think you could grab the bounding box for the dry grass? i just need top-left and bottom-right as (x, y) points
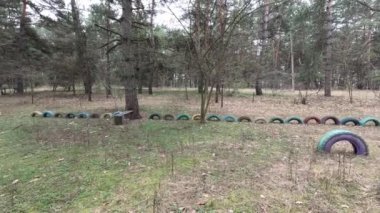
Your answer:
(1, 88), (380, 212)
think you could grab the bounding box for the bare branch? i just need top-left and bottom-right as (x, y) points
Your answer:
(356, 0), (380, 12)
(94, 24), (123, 37)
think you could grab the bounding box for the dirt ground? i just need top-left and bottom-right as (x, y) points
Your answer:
(0, 88), (379, 212)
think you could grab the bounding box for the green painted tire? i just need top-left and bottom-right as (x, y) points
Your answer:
(176, 114), (191, 120)
(317, 129), (352, 152)
(360, 116), (380, 127)
(340, 117), (360, 126)
(207, 114), (221, 122)
(223, 115), (237, 122)
(269, 117), (284, 124)
(149, 113), (161, 120)
(285, 116), (304, 124)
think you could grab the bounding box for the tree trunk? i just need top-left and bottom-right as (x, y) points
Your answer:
(324, 0), (333, 97)
(290, 32), (295, 91)
(148, 0), (156, 95)
(16, 0), (28, 94)
(121, 0), (141, 119)
(105, 0), (112, 98)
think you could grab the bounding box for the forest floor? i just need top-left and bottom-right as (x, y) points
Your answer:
(0, 88), (380, 212)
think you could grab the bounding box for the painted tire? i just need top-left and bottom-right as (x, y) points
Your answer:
(207, 114), (221, 122)
(90, 113), (100, 119)
(340, 117), (360, 126)
(238, 116), (252, 122)
(43, 111), (55, 118)
(54, 112), (65, 118)
(78, 112), (90, 119)
(360, 117), (380, 127)
(321, 116), (340, 125)
(31, 111), (43, 117)
(269, 117), (284, 124)
(176, 114), (191, 120)
(285, 116), (304, 124)
(149, 113), (161, 120)
(102, 113), (113, 119)
(163, 114), (175, 121)
(317, 129), (368, 155)
(224, 115), (237, 122)
(192, 114), (201, 121)
(65, 113), (76, 119)
(304, 116), (321, 124)
(254, 117), (267, 124)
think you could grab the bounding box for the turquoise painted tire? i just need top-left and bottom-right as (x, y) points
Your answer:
(224, 115), (237, 122)
(360, 117), (380, 127)
(317, 129), (368, 155)
(285, 116), (304, 124)
(269, 117), (284, 124)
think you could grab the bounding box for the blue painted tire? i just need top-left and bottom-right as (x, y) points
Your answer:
(223, 115), (237, 122)
(43, 111), (55, 118)
(78, 112), (90, 119)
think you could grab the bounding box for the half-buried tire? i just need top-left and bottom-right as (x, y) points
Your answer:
(360, 116), (380, 127)
(149, 113), (161, 120)
(254, 117), (267, 124)
(317, 129), (368, 156)
(78, 112), (90, 119)
(340, 117), (360, 126)
(285, 116), (304, 124)
(54, 112), (65, 118)
(223, 115), (237, 122)
(43, 111), (55, 118)
(31, 111), (43, 117)
(163, 114), (175, 121)
(269, 117), (284, 124)
(102, 113), (113, 119)
(192, 114), (201, 121)
(238, 116), (252, 122)
(207, 114), (221, 122)
(321, 116), (340, 125)
(304, 116), (321, 125)
(66, 112), (76, 119)
(176, 114), (191, 121)
(90, 113), (100, 119)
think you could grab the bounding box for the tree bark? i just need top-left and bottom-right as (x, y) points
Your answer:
(148, 0), (156, 95)
(16, 0), (28, 94)
(121, 0), (141, 119)
(290, 32), (295, 91)
(324, 0), (333, 97)
(105, 0), (112, 98)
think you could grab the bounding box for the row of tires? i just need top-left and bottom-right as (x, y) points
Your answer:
(31, 111), (119, 119)
(149, 113), (380, 127)
(318, 129), (368, 156)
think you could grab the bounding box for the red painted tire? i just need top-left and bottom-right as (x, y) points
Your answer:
(304, 116), (321, 124)
(321, 116), (340, 125)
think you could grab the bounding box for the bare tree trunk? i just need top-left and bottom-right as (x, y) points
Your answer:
(324, 0), (333, 97)
(105, 0), (112, 98)
(290, 32), (295, 91)
(148, 0), (156, 95)
(121, 0), (141, 119)
(16, 0), (28, 94)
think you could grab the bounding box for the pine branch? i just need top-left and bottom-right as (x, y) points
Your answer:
(94, 24), (123, 37)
